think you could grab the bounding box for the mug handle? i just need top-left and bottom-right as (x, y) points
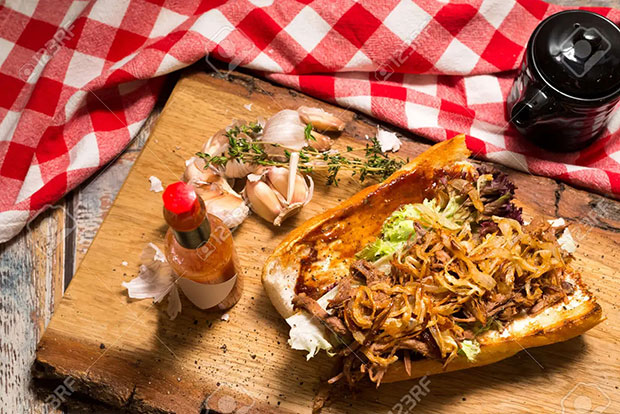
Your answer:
(511, 89), (554, 128)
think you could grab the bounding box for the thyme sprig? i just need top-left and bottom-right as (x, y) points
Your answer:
(197, 122), (406, 186)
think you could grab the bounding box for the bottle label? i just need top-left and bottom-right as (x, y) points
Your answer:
(178, 275), (237, 309)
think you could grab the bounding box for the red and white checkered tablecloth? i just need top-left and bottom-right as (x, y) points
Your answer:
(0, 0), (619, 243)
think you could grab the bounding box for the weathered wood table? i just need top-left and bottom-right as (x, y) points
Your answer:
(1, 1), (619, 412)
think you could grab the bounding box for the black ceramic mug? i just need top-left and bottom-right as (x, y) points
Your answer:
(507, 10), (620, 152)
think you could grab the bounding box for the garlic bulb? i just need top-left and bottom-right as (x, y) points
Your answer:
(261, 109), (307, 151)
(268, 167), (309, 205)
(297, 106), (345, 131)
(202, 126), (256, 178)
(243, 167), (313, 226)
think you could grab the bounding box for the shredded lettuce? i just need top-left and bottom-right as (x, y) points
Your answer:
(459, 339), (481, 361)
(356, 196), (470, 262)
(384, 218), (415, 242)
(382, 204), (420, 237)
(286, 287), (339, 360)
(356, 205), (418, 261)
(356, 238), (401, 261)
(286, 312), (334, 360)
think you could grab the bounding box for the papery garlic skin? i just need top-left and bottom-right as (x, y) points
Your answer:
(183, 157), (220, 185)
(122, 243), (181, 320)
(261, 109), (307, 151)
(223, 159), (255, 179)
(297, 106), (345, 131)
(202, 128), (229, 157)
(376, 127), (402, 153)
(149, 176), (164, 192)
(202, 126), (256, 178)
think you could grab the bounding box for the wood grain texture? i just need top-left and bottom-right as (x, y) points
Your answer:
(0, 205), (66, 414)
(32, 68), (620, 414)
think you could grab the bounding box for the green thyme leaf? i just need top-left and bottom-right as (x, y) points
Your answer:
(304, 123), (316, 141)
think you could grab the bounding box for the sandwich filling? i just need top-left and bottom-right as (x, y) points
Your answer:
(290, 164), (579, 386)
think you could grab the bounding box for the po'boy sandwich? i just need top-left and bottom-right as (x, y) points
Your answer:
(262, 135), (602, 386)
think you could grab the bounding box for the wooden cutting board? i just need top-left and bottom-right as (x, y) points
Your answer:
(34, 68), (620, 414)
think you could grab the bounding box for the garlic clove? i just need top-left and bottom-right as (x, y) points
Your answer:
(297, 106), (345, 131)
(266, 167), (289, 198)
(183, 157), (219, 184)
(244, 180), (283, 223)
(261, 109), (306, 151)
(194, 180), (250, 228)
(291, 174), (310, 204)
(309, 131), (333, 152)
(287, 152), (300, 204)
(194, 182), (224, 201)
(266, 167), (309, 205)
(203, 193), (249, 228)
(202, 128), (229, 156)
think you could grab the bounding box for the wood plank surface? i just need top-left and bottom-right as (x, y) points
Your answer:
(31, 68), (620, 414)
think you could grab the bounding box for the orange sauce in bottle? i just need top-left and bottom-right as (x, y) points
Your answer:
(163, 182), (242, 311)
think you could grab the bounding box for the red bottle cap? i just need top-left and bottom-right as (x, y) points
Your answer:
(163, 182), (207, 237)
(163, 182), (199, 215)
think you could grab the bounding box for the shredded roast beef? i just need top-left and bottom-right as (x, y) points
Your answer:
(293, 293), (349, 336)
(395, 331), (441, 359)
(350, 259), (391, 286)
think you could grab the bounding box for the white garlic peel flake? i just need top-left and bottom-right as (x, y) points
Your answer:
(548, 218), (577, 253)
(376, 127), (402, 153)
(149, 176), (164, 192)
(122, 243), (182, 320)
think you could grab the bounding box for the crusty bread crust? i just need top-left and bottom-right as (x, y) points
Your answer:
(261, 135), (603, 381)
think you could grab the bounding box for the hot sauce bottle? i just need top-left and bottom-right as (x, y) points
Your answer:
(162, 182), (243, 311)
